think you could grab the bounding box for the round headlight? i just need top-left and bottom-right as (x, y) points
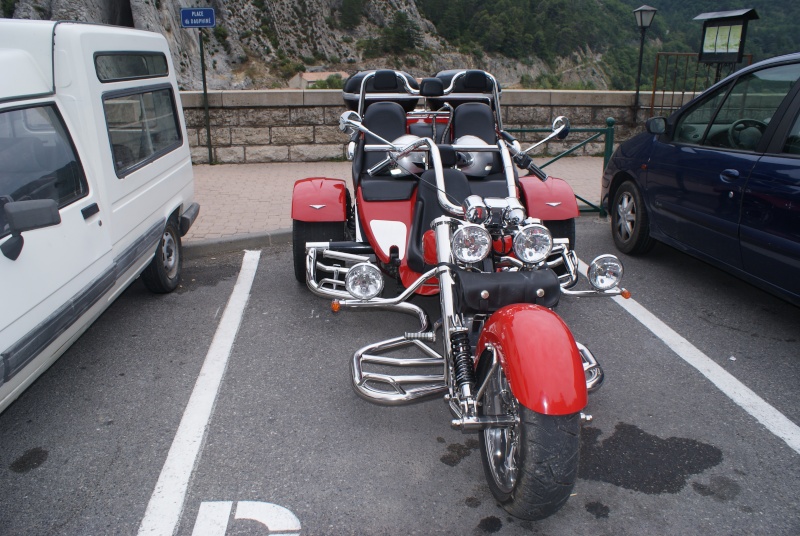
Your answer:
(345, 262), (384, 300)
(588, 254), (624, 290)
(513, 224), (552, 264)
(452, 224), (491, 264)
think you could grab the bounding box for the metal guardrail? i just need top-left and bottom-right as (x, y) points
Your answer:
(507, 117), (615, 216)
(649, 52), (752, 118)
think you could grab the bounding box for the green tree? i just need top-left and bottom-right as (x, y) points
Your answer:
(340, 0), (364, 30)
(2, 0), (16, 18)
(382, 12), (421, 54)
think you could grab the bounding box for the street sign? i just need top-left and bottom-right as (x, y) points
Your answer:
(179, 7), (217, 162)
(180, 7), (216, 28)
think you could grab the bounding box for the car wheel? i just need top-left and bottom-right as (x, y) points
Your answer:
(611, 180), (654, 254)
(142, 219), (182, 293)
(292, 220), (345, 284)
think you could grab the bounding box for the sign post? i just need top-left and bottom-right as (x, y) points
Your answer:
(181, 8), (216, 164)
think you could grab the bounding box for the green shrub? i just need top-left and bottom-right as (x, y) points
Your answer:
(308, 74), (345, 90)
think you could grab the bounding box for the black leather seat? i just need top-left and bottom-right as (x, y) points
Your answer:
(451, 102), (510, 198)
(355, 101), (417, 201)
(406, 168), (471, 274)
(452, 102), (497, 144)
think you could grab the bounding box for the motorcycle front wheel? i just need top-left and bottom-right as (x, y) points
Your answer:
(478, 361), (581, 520)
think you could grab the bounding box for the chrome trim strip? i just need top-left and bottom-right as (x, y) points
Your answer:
(114, 218), (164, 279)
(1, 219), (165, 385)
(2, 268), (115, 381)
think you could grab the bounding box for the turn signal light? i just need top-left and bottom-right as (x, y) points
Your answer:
(621, 289), (631, 299)
(331, 300), (341, 313)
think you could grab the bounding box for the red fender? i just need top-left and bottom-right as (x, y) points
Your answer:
(476, 304), (587, 415)
(291, 177), (347, 222)
(519, 175), (580, 220)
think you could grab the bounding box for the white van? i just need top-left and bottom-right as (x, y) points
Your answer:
(0, 20), (199, 413)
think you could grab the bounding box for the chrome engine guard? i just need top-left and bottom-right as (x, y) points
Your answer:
(305, 243), (605, 407)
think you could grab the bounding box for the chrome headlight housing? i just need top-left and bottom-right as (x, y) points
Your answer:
(503, 198), (526, 225)
(345, 262), (384, 300)
(588, 254), (624, 290)
(452, 224), (492, 264)
(462, 195), (491, 225)
(513, 224), (552, 264)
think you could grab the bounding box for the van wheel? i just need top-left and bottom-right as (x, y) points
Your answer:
(142, 220), (182, 293)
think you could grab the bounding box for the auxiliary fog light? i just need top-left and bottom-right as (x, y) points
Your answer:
(345, 262), (384, 300)
(452, 224), (492, 264)
(588, 254), (624, 291)
(513, 224), (552, 264)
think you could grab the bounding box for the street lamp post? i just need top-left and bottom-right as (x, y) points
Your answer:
(633, 5), (657, 116)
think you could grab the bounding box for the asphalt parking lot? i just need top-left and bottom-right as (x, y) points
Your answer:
(1, 216), (799, 535)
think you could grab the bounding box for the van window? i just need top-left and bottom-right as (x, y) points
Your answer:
(0, 105), (88, 238)
(103, 86), (182, 176)
(95, 53), (168, 82)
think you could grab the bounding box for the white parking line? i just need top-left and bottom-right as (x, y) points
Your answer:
(579, 260), (800, 455)
(138, 250), (262, 535)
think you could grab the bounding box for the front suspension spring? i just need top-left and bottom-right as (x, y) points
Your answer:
(451, 330), (476, 391)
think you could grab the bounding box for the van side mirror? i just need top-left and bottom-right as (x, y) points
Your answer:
(646, 117), (667, 135)
(1, 199), (61, 261)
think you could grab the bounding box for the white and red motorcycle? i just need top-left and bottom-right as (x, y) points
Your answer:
(291, 69), (628, 520)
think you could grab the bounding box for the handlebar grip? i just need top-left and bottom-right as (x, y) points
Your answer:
(500, 131), (517, 144)
(513, 153), (547, 181)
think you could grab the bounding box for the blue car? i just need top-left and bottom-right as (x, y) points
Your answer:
(601, 53), (800, 306)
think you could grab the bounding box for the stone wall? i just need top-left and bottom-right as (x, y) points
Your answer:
(181, 90), (688, 164)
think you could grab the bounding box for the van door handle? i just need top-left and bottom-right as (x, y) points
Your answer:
(720, 169), (740, 182)
(81, 203), (100, 219)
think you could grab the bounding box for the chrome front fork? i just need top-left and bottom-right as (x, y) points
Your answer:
(432, 217), (479, 421)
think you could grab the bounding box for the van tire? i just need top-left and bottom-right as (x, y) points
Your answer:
(142, 220), (182, 293)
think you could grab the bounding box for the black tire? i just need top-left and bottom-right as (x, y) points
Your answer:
(478, 361), (580, 520)
(544, 218), (576, 250)
(141, 220), (182, 294)
(611, 180), (655, 254)
(292, 220), (345, 284)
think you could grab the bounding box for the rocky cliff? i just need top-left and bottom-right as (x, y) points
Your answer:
(7, 0), (606, 90)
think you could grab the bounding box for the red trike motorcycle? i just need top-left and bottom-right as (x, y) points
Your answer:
(291, 69), (627, 520)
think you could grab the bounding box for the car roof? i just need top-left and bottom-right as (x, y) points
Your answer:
(723, 52), (800, 81)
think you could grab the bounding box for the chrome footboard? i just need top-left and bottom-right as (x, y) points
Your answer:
(351, 336), (448, 405)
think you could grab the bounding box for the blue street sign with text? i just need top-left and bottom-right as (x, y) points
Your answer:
(180, 8), (216, 28)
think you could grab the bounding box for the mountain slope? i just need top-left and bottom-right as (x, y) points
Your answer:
(3, 0), (798, 90)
